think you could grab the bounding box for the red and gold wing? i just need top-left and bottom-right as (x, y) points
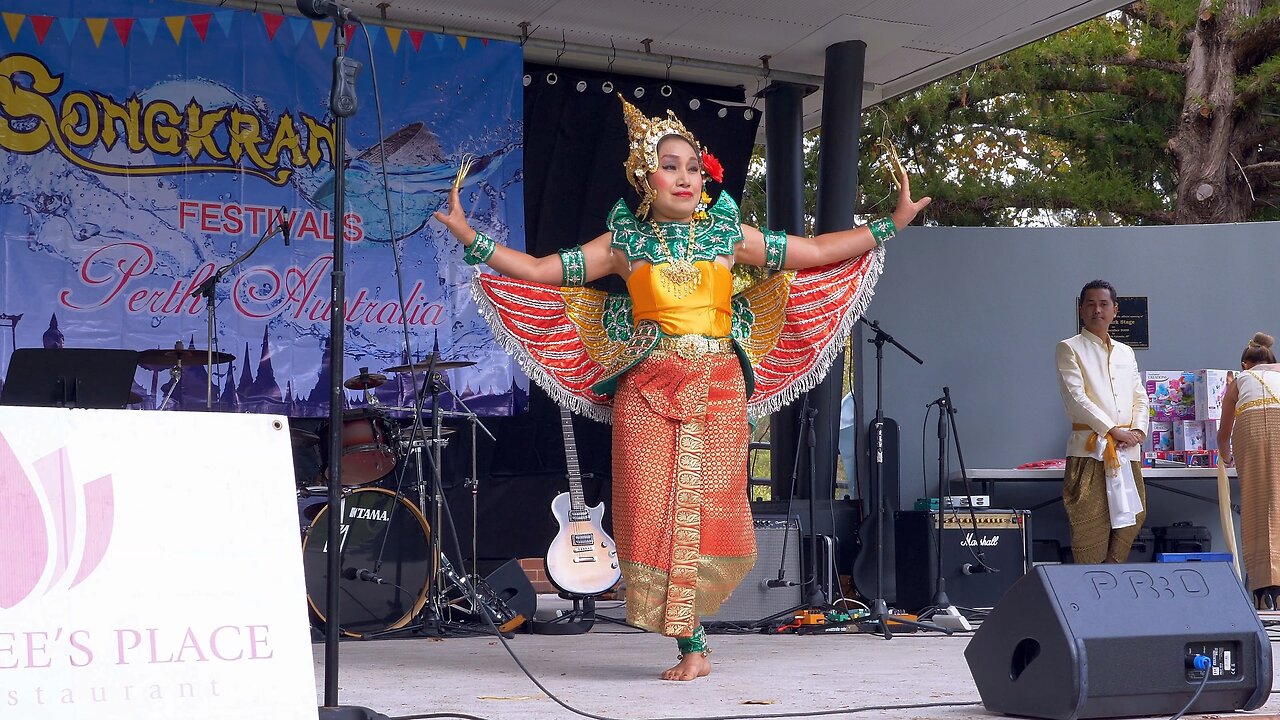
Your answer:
(740, 247), (885, 418)
(471, 273), (626, 422)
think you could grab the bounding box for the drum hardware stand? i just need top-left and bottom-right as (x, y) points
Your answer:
(157, 340), (188, 410)
(188, 205), (288, 409)
(855, 317), (948, 639)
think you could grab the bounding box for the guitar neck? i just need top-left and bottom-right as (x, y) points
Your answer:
(559, 407), (588, 521)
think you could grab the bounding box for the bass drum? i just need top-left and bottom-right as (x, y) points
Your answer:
(301, 488), (432, 638)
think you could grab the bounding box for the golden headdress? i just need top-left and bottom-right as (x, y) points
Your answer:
(619, 95), (702, 218)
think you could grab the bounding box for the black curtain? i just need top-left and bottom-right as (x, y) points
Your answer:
(434, 65), (761, 565)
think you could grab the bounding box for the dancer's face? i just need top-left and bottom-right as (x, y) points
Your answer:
(1079, 288), (1118, 338)
(647, 136), (702, 223)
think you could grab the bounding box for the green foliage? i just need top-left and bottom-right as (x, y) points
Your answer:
(741, 0), (1280, 226)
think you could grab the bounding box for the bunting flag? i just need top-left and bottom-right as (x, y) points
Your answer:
(408, 28), (424, 52)
(164, 15), (184, 43)
(262, 13), (284, 40)
(288, 16), (309, 45)
(457, 35), (468, 50)
(112, 17), (134, 46)
(3, 12), (23, 42)
(57, 16), (77, 43)
(212, 10), (233, 38)
(137, 15), (160, 43)
(189, 13), (210, 41)
(385, 26), (401, 53)
(30, 15), (53, 44)
(85, 17), (108, 47)
(311, 20), (331, 48)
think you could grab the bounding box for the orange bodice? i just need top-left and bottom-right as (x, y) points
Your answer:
(626, 261), (733, 338)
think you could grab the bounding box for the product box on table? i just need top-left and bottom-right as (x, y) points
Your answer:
(1173, 420), (1205, 452)
(1147, 421), (1173, 451)
(1194, 369), (1232, 421)
(1204, 419), (1220, 451)
(1146, 370), (1198, 421)
(1185, 450), (1213, 468)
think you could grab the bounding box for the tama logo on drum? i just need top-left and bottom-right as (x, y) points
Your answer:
(349, 506), (391, 521)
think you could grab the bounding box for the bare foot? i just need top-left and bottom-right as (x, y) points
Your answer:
(660, 653), (711, 681)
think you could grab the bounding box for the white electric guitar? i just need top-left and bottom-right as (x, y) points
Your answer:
(544, 407), (621, 596)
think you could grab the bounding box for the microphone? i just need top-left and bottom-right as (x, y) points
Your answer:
(279, 206), (291, 246)
(342, 567), (385, 584)
(296, 0), (360, 22)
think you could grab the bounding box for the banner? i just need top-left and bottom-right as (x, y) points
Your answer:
(0, 406), (316, 719)
(0, 1), (527, 417)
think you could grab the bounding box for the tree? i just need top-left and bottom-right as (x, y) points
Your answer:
(743, 0), (1280, 226)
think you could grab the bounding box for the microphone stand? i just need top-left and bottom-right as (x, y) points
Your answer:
(302, 5), (385, 719)
(927, 393), (972, 631)
(855, 317), (946, 638)
(188, 209), (287, 409)
(943, 385), (998, 576)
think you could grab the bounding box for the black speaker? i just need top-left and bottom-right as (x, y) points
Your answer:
(481, 558), (538, 625)
(966, 562), (1271, 720)
(703, 518), (802, 625)
(894, 510), (1029, 612)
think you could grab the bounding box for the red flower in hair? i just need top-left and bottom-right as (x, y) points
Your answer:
(701, 152), (724, 184)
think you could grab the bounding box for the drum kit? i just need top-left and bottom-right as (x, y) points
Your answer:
(292, 354), (523, 638)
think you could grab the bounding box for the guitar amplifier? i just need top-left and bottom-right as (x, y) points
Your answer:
(894, 509), (1030, 613)
(703, 517), (802, 626)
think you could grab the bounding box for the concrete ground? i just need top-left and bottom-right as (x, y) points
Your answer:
(313, 600), (1280, 720)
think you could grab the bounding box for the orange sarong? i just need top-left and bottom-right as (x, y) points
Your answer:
(609, 349), (756, 637)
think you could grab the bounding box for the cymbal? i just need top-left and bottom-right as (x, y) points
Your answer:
(290, 427), (320, 449)
(384, 359), (475, 373)
(343, 372), (387, 390)
(139, 348), (235, 370)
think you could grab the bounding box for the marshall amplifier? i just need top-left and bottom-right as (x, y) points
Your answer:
(894, 509), (1030, 613)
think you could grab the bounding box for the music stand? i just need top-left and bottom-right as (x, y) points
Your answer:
(0, 348), (140, 409)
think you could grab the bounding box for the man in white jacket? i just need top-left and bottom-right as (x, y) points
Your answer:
(1056, 280), (1149, 563)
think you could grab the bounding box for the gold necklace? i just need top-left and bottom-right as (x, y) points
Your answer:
(650, 219), (700, 298)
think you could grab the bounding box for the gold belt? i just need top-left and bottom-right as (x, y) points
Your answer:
(656, 335), (734, 360)
(1238, 398), (1280, 414)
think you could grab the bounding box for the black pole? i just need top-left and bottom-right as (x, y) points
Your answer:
(765, 81), (807, 501)
(932, 396), (952, 607)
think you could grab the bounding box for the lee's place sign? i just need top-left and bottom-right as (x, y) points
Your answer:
(0, 407), (316, 719)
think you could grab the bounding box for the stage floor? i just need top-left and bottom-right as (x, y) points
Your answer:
(313, 600), (1280, 720)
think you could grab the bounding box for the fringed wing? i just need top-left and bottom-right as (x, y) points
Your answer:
(472, 273), (631, 423)
(742, 246), (885, 419)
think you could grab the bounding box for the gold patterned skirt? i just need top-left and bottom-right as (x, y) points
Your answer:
(1233, 407), (1280, 592)
(610, 349), (756, 637)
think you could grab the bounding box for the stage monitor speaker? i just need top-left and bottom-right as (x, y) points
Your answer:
(481, 558), (538, 626)
(894, 510), (1029, 612)
(966, 562), (1271, 720)
(703, 517), (801, 625)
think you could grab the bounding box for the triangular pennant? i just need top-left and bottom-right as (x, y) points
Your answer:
(30, 15), (53, 44)
(112, 18), (134, 46)
(456, 35), (467, 50)
(344, 22), (355, 40)
(57, 16), (78, 43)
(312, 20), (331, 48)
(138, 16), (160, 43)
(164, 15), (184, 44)
(85, 18), (109, 47)
(407, 29), (424, 52)
(385, 26), (402, 53)
(433, 33), (445, 50)
(481, 37), (489, 47)
(2, 12), (24, 42)
(189, 13), (211, 41)
(288, 17), (309, 44)
(213, 10), (234, 37)
(262, 13), (284, 40)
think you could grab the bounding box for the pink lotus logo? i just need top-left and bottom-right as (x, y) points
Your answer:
(0, 430), (114, 609)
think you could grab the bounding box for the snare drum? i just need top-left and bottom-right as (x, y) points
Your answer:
(301, 487), (431, 637)
(319, 407), (398, 486)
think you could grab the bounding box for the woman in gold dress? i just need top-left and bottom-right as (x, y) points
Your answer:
(434, 97), (930, 680)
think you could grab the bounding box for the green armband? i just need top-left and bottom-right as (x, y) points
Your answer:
(463, 230), (497, 265)
(867, 216), (896, 248)
(559, 246), (586, 287)
(762, 228), (788, 270)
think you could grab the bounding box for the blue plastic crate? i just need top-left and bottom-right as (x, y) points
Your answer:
(1155, 551), (1233, 563)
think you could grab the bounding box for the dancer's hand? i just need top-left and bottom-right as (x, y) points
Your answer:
(890, 168), (932, 229)
(432, 187), (474, 243)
